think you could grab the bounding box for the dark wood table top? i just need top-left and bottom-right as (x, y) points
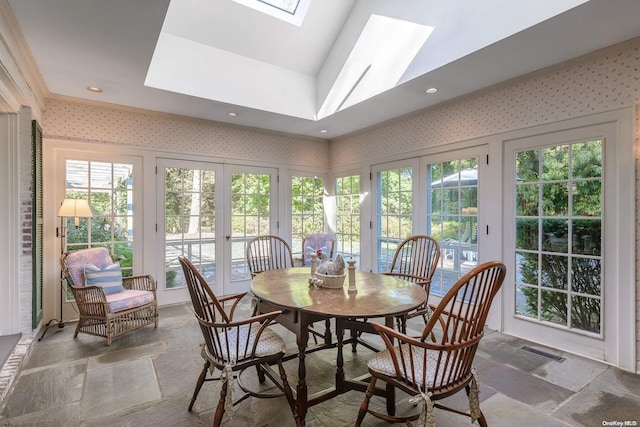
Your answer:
(250, 267), (426, 318)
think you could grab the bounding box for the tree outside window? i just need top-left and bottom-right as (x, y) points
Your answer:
(515, 140), (602, 334)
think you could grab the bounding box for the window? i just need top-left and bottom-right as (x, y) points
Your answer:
(427, 158), (479, 296)
(514, 140), (602, 334)
(231, 172), (272, 281)
(65, 160), (135, 277)
(376, 167), (413, 272)
(232, 0), (311, 26)
(335, 174), (361, 266)
(257, 0), (300, 14)
(164, 167), (216, 289)
(291, 175), (325, 259)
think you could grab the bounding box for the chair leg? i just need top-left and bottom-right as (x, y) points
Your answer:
(213, 378), (228, 427)
(355, 376), (377, 426)
(188, 360), (210, 411)
(465, 382), (488, 427)
(309, 325), (319, 345)
(385, 382), (396, 416)
(256, 364), (266, 383)
(277, 361), (301, 426)
(324, 318), (331, 343)
(395, 316), (407, 333)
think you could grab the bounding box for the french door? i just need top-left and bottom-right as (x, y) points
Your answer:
(224, 164), (278, 295)
(57, 153), (142, 321)
(502, 121), (625, 364)
(157, 159), (277, 304)
(371, 159), (420, 273)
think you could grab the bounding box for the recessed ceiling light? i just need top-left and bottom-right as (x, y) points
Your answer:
(87, 86), (103, 93)
(227, 112), (238, 117)
(425, 87), (438, 94)
(319, 129), (328, 133)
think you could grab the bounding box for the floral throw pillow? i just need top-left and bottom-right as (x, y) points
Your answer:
(84, 262), (125, 295)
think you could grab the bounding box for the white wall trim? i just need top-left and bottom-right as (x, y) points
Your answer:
(0, 0), (47, 117)
(0, 112), (19, 334)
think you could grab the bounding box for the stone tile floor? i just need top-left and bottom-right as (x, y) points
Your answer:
(0, 299), (639, 426)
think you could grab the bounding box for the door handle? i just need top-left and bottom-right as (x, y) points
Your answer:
(226, 235), (231, 240)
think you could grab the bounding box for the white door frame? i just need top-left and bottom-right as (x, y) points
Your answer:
(370, 158), (421, 272)
(156, 160), (279, 302)
(50, 146), (144, 321)
(501, 109), (635, 370)
(156, 158), (224, 305)
(222, 164), (279, 295)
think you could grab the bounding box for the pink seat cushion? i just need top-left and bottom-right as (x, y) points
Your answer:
(106, 290), (155, 313)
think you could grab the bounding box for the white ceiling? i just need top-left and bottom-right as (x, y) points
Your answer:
(7, 0), (640, 139)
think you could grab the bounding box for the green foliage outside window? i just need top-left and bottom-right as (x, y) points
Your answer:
(516, 140), (602, 334)
(64, 168), (134, 277)
(335, 175), (360, 264)
(291, 176), (325, 239)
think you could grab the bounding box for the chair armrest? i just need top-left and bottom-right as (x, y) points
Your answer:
(371, 321), (455, 389)
(235, 309), (283, 356)
(70, 285), (109, 316)
(198, 310), (284, 360)
(383, 272), (432, 287)
(218, 291), (247, 303)
(224, 309), (282, 328)
(122, 274), (156, 292)
(70, 284), (107, 300)
(370, 322), (427, 378)
(218, 291), (247, 320)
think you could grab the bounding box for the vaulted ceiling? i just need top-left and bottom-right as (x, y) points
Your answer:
(8, 0), (640, 139)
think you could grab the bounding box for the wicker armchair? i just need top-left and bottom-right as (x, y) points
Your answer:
(60, 247), (158, 345)
(179, 256), (300, 426)
(355, 261), (506, 427)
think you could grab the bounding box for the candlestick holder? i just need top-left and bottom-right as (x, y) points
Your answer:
(347, 259), (356, 292)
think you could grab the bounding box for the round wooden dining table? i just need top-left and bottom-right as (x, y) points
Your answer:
(251, 267), (427, 425)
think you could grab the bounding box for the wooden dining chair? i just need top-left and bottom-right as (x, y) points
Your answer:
(246, 235), (294, 277)
(355, 261), (506, 427)
(348, 235), (439, 352)
(246, 234), (326, 344)
(179, 256), (300, 427)
(384, 235), (440, 332)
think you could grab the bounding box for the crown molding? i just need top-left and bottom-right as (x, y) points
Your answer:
(0, 0), (48, 116)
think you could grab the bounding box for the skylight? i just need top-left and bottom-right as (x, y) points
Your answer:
(146, 0), (592, 123)
(233, 0), (311, 26)
(317, 15), (433, 119)
(258, 0), (299, 15)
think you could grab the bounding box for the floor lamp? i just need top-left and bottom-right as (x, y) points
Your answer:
(38, 198), (93, 341)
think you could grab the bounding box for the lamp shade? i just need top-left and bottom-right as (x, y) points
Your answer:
(58, 199), (93, 227)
